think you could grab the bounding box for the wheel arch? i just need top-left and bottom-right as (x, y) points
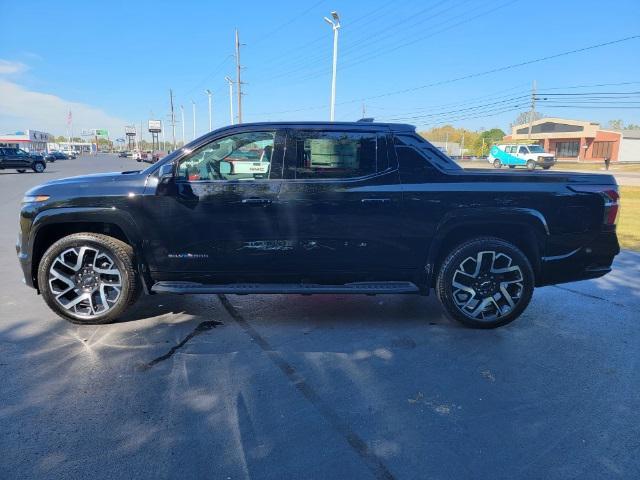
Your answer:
(29, 207), (151, 291)
(423, 208), (548, 288)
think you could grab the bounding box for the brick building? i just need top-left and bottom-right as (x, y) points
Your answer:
(504, 118), (622, 162)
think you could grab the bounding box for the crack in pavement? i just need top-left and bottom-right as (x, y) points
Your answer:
(140, 320), (223, 370)
(552, 285), (627, 308)
(217, 294), (396, 480)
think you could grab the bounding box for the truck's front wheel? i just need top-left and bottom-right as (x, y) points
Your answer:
(526, 160), (536, 171)
(436, 237), (534, 328)
(38, 233), (140, 324)
(493, 159), (501, 168)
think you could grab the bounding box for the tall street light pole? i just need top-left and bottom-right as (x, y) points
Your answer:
(205, 89), (213, 132)
(191, 100), (196, 140)
(180, 105), (185, 146)
(324, 11), (341, 121)
(225, 76), (234, 125)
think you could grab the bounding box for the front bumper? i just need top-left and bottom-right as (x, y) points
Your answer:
(535, 157), (556, 167)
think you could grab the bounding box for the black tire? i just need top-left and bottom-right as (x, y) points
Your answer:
(38, 233), (140, 324)
(508, 165), (516, 169)
(17, 169), (27, 173)
(493, 159), (501, 169)
(526, 160), (536, 171)
(542, 166), (551, 170)
(33, 162), (46, 173)
(436, 237), (534, 329)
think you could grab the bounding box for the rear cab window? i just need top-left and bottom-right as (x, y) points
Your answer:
(394, 133), (462, 173)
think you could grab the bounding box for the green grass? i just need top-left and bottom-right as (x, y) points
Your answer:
(619, 186), (640, 251)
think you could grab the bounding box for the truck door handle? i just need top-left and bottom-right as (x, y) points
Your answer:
(361, 198), (391, 204)
(242, 197), (272, 205)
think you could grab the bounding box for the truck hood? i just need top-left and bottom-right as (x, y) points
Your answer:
(25, 171), (144, 197)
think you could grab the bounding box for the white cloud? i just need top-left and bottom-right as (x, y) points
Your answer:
(0, 59), (28, 75)
(0, 79), (128, 137)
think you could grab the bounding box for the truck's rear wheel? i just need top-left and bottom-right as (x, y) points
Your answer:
(436, 237), (534, 328)
(38, 233), (140, 324)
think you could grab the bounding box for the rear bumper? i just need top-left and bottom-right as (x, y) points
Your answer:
(537, 231), (619, 286)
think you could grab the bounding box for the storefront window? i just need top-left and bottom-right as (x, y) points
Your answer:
(555, 141), (579, 157)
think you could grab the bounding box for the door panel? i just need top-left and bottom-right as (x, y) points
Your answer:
(277, 130), (411, 280)
(141, 129), (286, 280)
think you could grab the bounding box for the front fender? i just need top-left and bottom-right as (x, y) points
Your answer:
(26, 207), (152, 292)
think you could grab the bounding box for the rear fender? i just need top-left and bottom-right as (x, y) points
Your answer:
(421, 207), (549, 289)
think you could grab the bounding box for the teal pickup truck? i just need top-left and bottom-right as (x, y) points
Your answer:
(488, 144), (556, 171)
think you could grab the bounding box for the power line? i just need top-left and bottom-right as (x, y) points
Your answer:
(252, 35), (640, 117)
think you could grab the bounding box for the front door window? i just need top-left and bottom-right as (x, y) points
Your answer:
(177, 131), (275, 181)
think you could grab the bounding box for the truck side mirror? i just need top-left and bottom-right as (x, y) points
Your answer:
(158, 162), (174, 182)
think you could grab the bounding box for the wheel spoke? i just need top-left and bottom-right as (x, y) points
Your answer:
(476, 251), (494, 275)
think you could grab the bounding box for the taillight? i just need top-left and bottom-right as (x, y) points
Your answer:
(569, 185), (620, 225)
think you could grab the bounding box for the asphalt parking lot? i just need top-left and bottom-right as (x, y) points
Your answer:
(1, 155), (639, 479)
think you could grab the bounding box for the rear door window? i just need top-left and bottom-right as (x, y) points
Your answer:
(291, 131), (378, 179)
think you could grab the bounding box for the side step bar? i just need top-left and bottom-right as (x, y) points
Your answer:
(151, 281), (420, 295)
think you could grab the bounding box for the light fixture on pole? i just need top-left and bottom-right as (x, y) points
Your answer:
(323, 11), (341, 121)
(204, 89), (213, 132)
(191, 100), (196, 140)
(180, 105), (185, 146)
(224, 76), (234, 125)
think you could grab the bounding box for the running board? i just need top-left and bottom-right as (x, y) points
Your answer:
(151, 281), (420, 295)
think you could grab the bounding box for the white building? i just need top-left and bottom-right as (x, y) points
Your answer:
(0, 130), (52, 153)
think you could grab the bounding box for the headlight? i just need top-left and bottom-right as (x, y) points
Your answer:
(22, 195), (50, 203)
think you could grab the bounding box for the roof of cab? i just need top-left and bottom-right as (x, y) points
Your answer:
(215, 121), (416, 132)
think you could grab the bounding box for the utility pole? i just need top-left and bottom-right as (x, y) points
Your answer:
(191, 100), (197, 140)
(324, 11), (341, 121)
(225, 76), (234, 125)
(460, 132), (465, 157)
(527, 80), (537, 140)
(361, 103), (365, 118)
(205, 89), (213, 131)
(445, 132), (449, 154)
(169, 89), (176, 150)
(235, 29), (243, 123)
(180, 105), (185, 146)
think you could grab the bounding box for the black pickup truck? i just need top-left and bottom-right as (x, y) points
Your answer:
(1, 147), (47, 173)
(17, 122), (620, 328)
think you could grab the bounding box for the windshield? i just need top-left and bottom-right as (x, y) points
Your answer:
(528, 145), (546, 153)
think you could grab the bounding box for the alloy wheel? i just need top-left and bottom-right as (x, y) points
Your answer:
(451, 250), (524, 321)
(47, 246), (122, 317)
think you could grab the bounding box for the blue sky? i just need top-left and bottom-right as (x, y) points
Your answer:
(1, 0), (639, 138)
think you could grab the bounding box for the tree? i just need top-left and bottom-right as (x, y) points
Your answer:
(511, 111), (543, 128)
(474, 128), (506, 156)
(607, 119), (640, 130)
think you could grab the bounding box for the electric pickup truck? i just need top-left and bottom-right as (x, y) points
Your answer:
(17, 122), (620, 328)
